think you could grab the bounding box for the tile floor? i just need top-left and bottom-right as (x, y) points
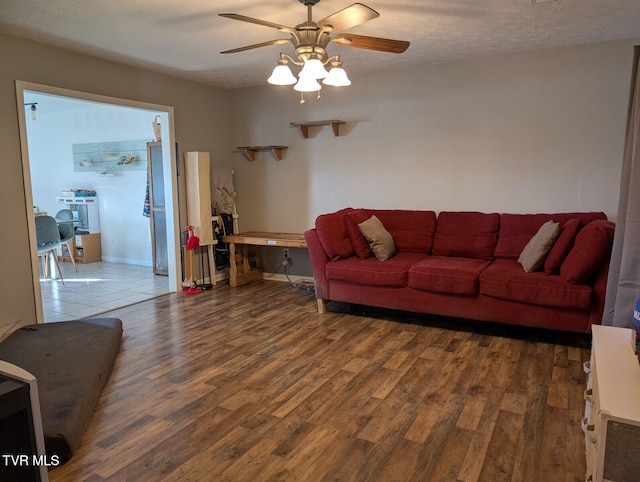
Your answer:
(39, 260), (171, 322)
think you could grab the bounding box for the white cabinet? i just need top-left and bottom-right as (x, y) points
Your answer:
(585, 325), (640, 481)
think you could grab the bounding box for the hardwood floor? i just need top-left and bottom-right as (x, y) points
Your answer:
(49, 280), (590, 481)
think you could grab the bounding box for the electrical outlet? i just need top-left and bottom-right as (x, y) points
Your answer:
(283, 248), (289, 258)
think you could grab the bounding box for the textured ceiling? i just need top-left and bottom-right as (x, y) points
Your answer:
(1, 0), (639, 90)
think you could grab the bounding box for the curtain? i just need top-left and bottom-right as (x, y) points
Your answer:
(603, 45), (640, 328)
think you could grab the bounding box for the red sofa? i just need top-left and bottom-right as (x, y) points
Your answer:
(304, 209), (615, 333)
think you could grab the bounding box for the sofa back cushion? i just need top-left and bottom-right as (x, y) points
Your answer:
(560, 219), (615, 284)
(345, 209), (374, 259)
(543, 218), (582, 274)
(368, 209), (437, 253)
(494, 212), (607, 259)
(315, 208), (354, 260)
(432, 211), (500, 259)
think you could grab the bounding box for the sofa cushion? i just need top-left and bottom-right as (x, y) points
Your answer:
(560, 219), (615, 284)
(315, 208), (354, 260)
(345, 209), (372, 259)
(358, 215), (397, 261)
(494, 212), (607, 259)
(432, 211), (500, 259)
(326, 252), (426, 287)
(368, 210), (437, 252)
(543, 218), (582, 274)
(518, 220), (561, 272)
(480, 259), (592, 309)
(408, 256), (492, 295)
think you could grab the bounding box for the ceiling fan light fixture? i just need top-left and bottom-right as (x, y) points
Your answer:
(323, 67), (351, 87)
(268, 61), (297, 85)
(299, 58), (329, 79)
(220, 1), (409, 102)
(294, 75), (322, 92)
(323, 58), (351, 87)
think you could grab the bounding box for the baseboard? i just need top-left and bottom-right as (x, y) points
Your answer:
(262, 273), (314, 284)
(198, 271), (312, 286)
(101, 256), (152, 267)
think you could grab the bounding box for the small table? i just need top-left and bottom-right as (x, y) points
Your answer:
(222, 232), (307, 287)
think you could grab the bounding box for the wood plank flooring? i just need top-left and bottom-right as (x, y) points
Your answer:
(48, 280), (590, 481)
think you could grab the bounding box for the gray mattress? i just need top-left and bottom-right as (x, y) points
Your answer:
(0, 318), (123, 462)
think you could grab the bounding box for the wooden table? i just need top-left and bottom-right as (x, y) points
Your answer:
(222, 232), (307, 287)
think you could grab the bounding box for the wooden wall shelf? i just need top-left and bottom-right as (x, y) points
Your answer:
(236, 146), (288, 161)
(289, 120), (345, 138)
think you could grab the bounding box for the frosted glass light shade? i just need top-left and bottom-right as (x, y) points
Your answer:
(268, 64), (297, 85)
(299, 58), (329, 79)
(294, 76), (322, 92)
(323, 67), (351, 87)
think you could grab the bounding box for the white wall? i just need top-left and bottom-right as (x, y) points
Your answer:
(231, 40), (636, 238)
(26, 97), (163, 266)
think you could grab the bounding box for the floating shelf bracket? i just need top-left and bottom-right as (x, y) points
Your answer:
(236, 146), (288, 161)
(289, 120), (346, 138)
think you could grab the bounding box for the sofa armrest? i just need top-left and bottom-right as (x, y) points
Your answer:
(587, 259), (611, 331)
(304, 228), (329, 307)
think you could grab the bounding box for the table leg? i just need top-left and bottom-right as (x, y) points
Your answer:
(229, 242), (238, 287)
(207, 245), (216, 286)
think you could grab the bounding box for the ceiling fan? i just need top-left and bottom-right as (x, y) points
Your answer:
(219, 0), (410, 100)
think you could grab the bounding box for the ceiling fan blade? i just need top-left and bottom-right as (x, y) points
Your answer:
(221, 39), (291, 54)
(219, 13), (294, 33)
(333, 34), (410, 53)
(317, 3), (379, 32)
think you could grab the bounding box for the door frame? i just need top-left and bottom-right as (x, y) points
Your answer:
(15, 80), (182, 323)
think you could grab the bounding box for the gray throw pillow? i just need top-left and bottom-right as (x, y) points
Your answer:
(358, 215), (396, 261)
(518, 220), (561, 272)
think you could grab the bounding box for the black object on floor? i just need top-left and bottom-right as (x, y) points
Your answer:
(0, 318), (123, 463)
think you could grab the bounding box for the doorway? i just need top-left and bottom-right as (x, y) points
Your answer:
(16, 81), (182, 323)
